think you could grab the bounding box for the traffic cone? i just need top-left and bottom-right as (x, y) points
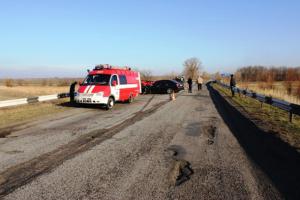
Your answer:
(170, 91), (176, 101)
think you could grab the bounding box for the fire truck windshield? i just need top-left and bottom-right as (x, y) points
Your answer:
(82, 74), (111, 85)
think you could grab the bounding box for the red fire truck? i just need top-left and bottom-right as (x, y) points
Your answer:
(75, 64), (141, 109)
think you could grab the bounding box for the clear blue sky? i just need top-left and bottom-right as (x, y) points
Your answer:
(0, 0), (300, 78)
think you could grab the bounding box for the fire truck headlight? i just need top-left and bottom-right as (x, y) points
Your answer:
(96, 92), (104, 96)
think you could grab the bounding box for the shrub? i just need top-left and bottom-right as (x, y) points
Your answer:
(16, 79), (25, 86)
(57, 80), (69, 87)
(284, 81), (293, 95)
(5, 79), (13, 87)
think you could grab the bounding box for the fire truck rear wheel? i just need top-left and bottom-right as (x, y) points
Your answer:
(106, 97), (115, 110)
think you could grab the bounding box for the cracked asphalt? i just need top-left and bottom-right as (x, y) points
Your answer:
(0, 86), (284, 200)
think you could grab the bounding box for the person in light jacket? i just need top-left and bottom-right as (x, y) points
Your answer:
(197, 76), (203, 91)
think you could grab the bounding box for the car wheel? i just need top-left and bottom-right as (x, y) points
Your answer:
(167, 88), (173, 94)
(106, 97), (114, 110)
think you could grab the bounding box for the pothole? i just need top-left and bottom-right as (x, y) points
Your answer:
(203, 125), (217, 145)
(166, 147), (193, 186)
(166, 145), (186, 158)
(169, 159), (194, 186)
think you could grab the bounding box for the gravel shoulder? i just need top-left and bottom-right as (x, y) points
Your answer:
(2, 86), (283, 200)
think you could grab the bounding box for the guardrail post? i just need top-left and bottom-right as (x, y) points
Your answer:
(289, 111), (293, 123)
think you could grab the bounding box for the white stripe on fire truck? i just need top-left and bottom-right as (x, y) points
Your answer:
(118, 84), (138, 89)
(84, 85), (90, 93)
(88, 85), (95, 94)
(86, 85), (93, 94)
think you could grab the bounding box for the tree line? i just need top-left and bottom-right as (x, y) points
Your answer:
(235, 66), (300, 82)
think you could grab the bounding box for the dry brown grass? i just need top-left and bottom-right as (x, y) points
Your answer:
(0, 85), (71, 101)
(296, 82), (300, 98)
(0, 99), (70, 128)
(236, 81), (300, 105)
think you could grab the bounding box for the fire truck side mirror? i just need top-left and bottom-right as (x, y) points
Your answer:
(112, 80), (117, 86)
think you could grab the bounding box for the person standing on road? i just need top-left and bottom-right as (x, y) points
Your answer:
(230, 74), (236, 97)
(197, 76), (203, 91)
(187, 77), (193, 93)
(70, 81), (77, 102)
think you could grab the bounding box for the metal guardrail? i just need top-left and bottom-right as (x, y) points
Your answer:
(0, 93), (70, 108)
(215, 81), (300, 122)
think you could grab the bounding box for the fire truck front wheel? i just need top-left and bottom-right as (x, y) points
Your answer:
(106, 97), (115, 110)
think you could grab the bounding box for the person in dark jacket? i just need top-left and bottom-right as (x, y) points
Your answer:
(187, 77), (193, 93)
(230, 74), (236, 97)
(69, 81), (77, 102)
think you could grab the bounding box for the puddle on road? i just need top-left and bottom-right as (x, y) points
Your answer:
(185, 123), (202, 137)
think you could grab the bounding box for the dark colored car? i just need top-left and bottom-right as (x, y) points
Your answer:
(141, 80), (154, 94)
(150, 80), (184, 94)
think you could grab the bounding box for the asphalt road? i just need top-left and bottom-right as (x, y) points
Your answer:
(0, 86), (287, 199)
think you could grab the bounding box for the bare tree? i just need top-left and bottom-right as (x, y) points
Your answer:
(162, 71), (180, 80)
(140, 70), (153, 81)
(183, 57), (202, 79)
(236, 66), (300, 82)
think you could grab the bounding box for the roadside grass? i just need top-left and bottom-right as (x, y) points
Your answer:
(213, 83), (300, 149)
(0, 99), (70, 129)
(0, 86), (70, 101)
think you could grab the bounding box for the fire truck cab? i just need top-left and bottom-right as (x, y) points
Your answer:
(75, 64), (141, 109)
